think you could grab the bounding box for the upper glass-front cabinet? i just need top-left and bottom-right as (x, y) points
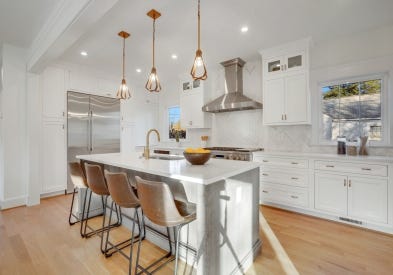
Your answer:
(267, 59), (282, 73)
(264, 52), (305, 78)
(287, 54), (303, 70)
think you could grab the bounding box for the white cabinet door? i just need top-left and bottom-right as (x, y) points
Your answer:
(121, 123), (136, 154)
(315, 173), (347, 215)
(284, 72), (308, 123)
(180, 91), (204, 128)
(263, 78), (285, 124)
(348, 176), (388, 223)
(42, 67), (65, 119)
(285, 52), (305, 73)
(42, 121), (66, 194)
(264, 56), (284, 79)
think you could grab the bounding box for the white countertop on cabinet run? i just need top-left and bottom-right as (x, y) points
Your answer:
(77, 152), (260, 185)
(253, 151), (393, 163)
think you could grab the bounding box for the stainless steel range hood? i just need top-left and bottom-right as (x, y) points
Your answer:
(202, 58), (262, 113)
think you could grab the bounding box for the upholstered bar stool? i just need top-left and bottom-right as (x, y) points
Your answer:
(104, 170), (144, 274)
(68, 162), (89, 226)
(135, 176), (196, 275)
(83, 163), (121, 250)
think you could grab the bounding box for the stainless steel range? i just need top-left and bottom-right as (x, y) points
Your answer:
(204, 147), (263, 161)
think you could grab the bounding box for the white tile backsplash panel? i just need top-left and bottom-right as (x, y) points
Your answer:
(211, 109), (262, 148)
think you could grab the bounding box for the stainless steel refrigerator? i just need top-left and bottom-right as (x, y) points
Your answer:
(67, 91), (120, 191)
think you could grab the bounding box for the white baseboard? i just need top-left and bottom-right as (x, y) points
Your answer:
(0, 195), (27, 210)
(40, 189), (65, 199)
(261, 201), (393, 235)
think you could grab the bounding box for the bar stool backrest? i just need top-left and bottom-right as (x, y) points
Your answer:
(135, 176), (184, 227)
(84, 163), (109, 195)
(68, 162), (88, 188)
(104, 170), (140, 208)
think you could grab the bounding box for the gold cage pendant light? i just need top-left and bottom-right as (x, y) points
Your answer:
(145, 9), (162, 92)
(116, 31), (131, 99)
(190, 0), (207, 80)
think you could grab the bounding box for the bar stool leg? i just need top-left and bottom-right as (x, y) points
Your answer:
(104, 200), (114, 254)
(167, 227), (173, 255)
(174, 225), (182, 275)
(100, 195), (109, 253)
(68, 187), (77, 225)
(80, 188), (90, 237)
(82, 189), (93, 237)
(129, 209), (139, 275)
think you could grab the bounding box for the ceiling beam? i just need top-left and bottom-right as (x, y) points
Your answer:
(27, 0), (119, 73)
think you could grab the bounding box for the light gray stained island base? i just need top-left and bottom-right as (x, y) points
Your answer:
(79, 157), (261, 275)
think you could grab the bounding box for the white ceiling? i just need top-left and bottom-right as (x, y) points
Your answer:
(3, 0), (393, 82)
(0, 0), (62, 48)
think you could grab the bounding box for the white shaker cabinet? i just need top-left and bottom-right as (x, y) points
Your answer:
(348, 176), (387, 224)
(263, 78), (285, 123)
(315, 172), (388, 224)
(41, 67), (66, 119)
(180, 80), (211, 129)
(255, 151), (392, 234)
(260, 38), (311, 125)
(41, 121), (66, 194)
(315, 172), (348, 215)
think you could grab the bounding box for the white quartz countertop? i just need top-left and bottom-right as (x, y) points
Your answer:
(253, 151), (393, 163)
(77, 152), (260, 185)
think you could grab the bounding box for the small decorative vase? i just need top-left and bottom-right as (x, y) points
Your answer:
(359, 136), (368, 155)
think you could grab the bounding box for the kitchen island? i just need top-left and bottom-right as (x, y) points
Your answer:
(77, 152), (261, 275)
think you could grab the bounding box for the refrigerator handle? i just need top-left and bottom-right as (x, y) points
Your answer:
(90, 110), (93, 152)
(87, 113), (90, 152)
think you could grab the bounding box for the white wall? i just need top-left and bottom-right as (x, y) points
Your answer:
(158, 24), (393, 155)
(0, 44), (28, 209)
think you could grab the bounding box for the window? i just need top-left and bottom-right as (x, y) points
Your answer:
(168, 106), (186, 140)
(320, 76), (384, 143)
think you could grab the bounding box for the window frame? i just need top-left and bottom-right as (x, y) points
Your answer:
(167, 105), (187, 141)
(317, 73), (389, 147)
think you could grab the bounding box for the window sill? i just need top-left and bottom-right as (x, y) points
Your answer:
(315, 140), (392, 148)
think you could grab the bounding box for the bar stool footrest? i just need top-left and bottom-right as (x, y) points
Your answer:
(136, 251), (174, 275)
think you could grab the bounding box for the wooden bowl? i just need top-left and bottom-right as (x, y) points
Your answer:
(183, 152), (211, 165)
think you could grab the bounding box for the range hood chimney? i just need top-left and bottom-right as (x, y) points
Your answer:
(202, 58), (262, 113)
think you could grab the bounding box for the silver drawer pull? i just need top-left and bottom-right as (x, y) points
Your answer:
(290, 195), (298, 199)
(291, 177), (299, 180)
(326, 165), (335, 168)
(262, 190), (268, 193)
(361, 168), (371, 171)
(291, 162), (299, 165)
(262, 173), (269, 176)
(262, 160), (269, 162)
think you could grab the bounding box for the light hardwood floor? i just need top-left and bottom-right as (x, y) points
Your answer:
(1, 195), (393, 275)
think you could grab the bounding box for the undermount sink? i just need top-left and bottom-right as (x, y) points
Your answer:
(149, 155), (184, 161)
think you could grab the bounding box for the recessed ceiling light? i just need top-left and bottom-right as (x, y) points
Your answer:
(136, 68), (142, 73)
(80, 51), (88, 56)
(171, 54), (178, 59)
(241, 26), (249, 33)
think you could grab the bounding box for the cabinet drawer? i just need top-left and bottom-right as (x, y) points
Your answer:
(255, 156), (308, 169)
(260, 167), (308, 187)
(315, 161), (387, 177)
(261, 183), (308, 208)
